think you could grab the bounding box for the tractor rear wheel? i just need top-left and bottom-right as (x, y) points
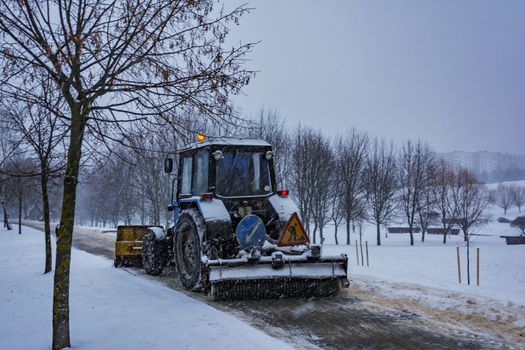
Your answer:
(174, 209), (205, 290)
(142, 231), (166, 276)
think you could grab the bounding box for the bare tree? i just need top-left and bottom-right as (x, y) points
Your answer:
(335, 128), (369, 245)
(308, 132), (333, 244)
(510, 185), (525, 213)
(416, 162), (437, 242)
(0, 110), (19, 230)
(494, 184), (514, 215)
(0, 1), (255, 348)
(431, 160), (458, 244)
(353, 200), (367, 263)
(398, 140), (433, 246)
(363, 138), (398, 246)
(329, 172), (345, 245)
(256, 108), (291, 189)
(452, 168), (490, 285)
(1, 76), (66, 273)
(1, 156), (39, 233)
(133, 132), (173, 226)
(289, 126), (314, 235)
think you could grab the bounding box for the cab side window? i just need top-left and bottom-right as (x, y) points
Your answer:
(180, 156), (192, 194)
(192, 151), (209, 195)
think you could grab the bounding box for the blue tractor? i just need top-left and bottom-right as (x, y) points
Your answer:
(116, 137), (349, 300)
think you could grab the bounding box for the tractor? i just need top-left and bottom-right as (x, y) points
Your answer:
(115, 136), (349, 300)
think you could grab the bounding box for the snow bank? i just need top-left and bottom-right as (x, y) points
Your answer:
(0, 226), (293, 350)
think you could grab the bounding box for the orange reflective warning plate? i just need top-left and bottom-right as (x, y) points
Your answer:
(277, 212), (310, 246)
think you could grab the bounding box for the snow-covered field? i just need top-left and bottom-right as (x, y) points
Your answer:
(0, 226), (293, 350)
(323, 204), (525, 307)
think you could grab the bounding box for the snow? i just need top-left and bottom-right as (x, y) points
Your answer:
(181, 137), (271, 151)
(0, 226), (293, 350)
(321, 203), (525, 307)
(148, 226), (165, 239)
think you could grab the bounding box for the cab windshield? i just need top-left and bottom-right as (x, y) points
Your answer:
(216, 151), (272, 197)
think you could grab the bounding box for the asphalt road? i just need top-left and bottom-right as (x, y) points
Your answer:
(23, 221), (523, 350)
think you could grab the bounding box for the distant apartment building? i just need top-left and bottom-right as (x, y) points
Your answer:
(438, 151), (525, 183)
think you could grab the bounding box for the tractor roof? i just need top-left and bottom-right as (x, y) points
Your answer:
(180, 137), (271, 152)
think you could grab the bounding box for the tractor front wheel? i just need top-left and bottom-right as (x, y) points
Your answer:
(174, 209), (205, 290)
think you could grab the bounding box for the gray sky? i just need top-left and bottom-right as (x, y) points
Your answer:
(225, 0), (525, 154)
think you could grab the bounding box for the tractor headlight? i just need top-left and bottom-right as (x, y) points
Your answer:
(265, 151), (274, 160)
(213, 150), (223, 160)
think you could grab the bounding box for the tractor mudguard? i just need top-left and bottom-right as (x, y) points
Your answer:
(179, 197), (232, 240)
(268, 194), (299, 223)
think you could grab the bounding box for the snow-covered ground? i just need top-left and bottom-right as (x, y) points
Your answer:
(0, 226), (293, 350)
(322, 202), (525, 307)
(4, 180), (524, 349)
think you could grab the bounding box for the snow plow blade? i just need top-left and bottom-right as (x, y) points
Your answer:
(202, 253), (349, 301)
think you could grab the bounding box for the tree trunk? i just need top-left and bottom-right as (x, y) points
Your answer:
(359, 228), (364, 263)
(320, 226), (324, 245)
(334, 225), (338, 245)
(18, 184), (22, 234)
(466, 238), (470, 285)
(346, 219), (351, 245)
(376, 223), (381, 246)
(409, 225), (414, 246)
(53, 104), (87, 350)
(442, 230), (447, 244)
(4, 206), (12, 230)
(140, 194), (145, 225)
(41, 168), (52, 274)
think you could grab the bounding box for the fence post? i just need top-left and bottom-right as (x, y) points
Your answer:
(456, 246), (461, 284)
(355, 240), (359, 266)
(365, 241), (369, 267)
(477, 248), (480, 286)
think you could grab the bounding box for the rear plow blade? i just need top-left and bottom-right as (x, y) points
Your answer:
(203, 254), (349, 301)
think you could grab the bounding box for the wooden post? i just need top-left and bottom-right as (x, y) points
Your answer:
(355, 240), (359, 266)
(456, 246), (461, 284)
(365, 241), (369, 267)
(477, 248), (480, 286)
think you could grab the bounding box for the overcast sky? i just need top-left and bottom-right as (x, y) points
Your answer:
(225, 0), (525, 154)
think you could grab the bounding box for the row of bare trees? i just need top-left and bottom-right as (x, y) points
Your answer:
(2, 104), (494, 251)
(491, 183), (525, 214)
(75, 131), (176, 228)
(58, 110), (494, 253)
(252, 112), (491, 248)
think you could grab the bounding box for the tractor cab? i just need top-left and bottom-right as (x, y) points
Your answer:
(166, 138), (291, 243)
(177, 138), (275, 198)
